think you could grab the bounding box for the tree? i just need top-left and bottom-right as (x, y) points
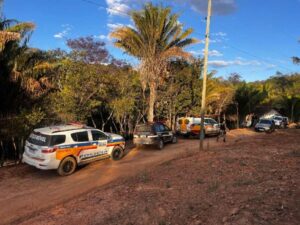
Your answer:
(109, 67), (143, 135)
(49, 61), (109, 122)
(66, 36), (109, 64)
(228, 72), (242, 85)
(156, 59), (202, 129)
(292, 39), (300, 65)
(110, 3), (197, 122)
(0, 5), (36, 113)
(234, 82), (266, 120)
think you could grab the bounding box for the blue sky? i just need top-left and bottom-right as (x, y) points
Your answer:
(3, 0), (300, 81)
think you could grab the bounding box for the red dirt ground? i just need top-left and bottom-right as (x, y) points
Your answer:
(1, 129), (299, 225)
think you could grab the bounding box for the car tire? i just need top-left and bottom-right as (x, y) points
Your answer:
(111, 146), (123, 161)
(172, 136), (177, 144)
(157, 139), (164, 150)
(57, 156), (77, 176)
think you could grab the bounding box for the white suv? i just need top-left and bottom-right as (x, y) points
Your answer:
(22, 124), (125, 176)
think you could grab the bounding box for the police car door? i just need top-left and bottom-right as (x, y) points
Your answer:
(90, 130), (109, 157)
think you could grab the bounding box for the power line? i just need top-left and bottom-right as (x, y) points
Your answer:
(193, 31), (294, 73)
(225, 43), (294, 73)
(80, 0), (129, 16)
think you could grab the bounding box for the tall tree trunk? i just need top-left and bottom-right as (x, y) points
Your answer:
(12, 137), (17, 165)
(172, 114), (176, 132)
(291, 103), (295, 123)
(0, 140), (4, 167)
(148, 82), (157, 122)
(218, 110), (221, 124)
(236, 102), (239, 129)
(90, 113), (96, 128)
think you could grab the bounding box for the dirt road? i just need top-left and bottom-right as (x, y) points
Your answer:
(0, 132), (228, 225)
(1, 129), (299, 225)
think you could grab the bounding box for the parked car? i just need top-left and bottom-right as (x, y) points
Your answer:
(176, 117), (220, 137)
(22, 124), (125, 176)
(255, 119), (275, 133)
(272, 116), (288, 128)
(133, 122), (177, 150)
(176, 117), (201, 136)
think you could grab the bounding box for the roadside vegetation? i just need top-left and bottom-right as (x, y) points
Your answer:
(0, 2), (300, 166)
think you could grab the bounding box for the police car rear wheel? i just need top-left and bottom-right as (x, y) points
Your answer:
(57, 157), (77, 176)
(111, 146), (123, 161)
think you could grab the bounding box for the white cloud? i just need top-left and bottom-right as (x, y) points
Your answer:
(197, 38), (224, 45)
(190, 49), (223, 57)
(53, 24), (72, 39)
(106, 0), (130, 17)
(213, 32), (227, 37)
(189, 50), (202, 55)
(94, 34), (109, 40)
(99, 34), (108, 40)
(208, 49), (223, 57)
(107, 23), (134, 31)
(208, 59), (261, 68)
(107, 23), (125, 30)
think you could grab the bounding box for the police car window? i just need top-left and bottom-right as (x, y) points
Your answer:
(159, 124), (165, 132)
(50, 135), (65, 145)
(154, 124), (161, 132)
(71, 131), (89, 142)
(92, 130), (107, 141)
(163, 125), (170, 131)
(209, 119), (217, 124)
(204, 119), (211, 124)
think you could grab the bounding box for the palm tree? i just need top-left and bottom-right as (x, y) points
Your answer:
(0, 0), (34, 51)
(0, 19), (35, 52)
(110, 3), (197, 122)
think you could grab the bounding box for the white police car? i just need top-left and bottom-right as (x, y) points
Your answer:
(22, 124), (125, 176)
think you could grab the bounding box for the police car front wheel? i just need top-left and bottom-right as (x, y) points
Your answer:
(111, 146), (124, 161)
(57, 156), (77, 176)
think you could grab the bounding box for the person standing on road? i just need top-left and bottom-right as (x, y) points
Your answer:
(217, 120), (227, 142)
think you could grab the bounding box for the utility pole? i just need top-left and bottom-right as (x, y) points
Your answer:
(200, 0), (212, 150)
